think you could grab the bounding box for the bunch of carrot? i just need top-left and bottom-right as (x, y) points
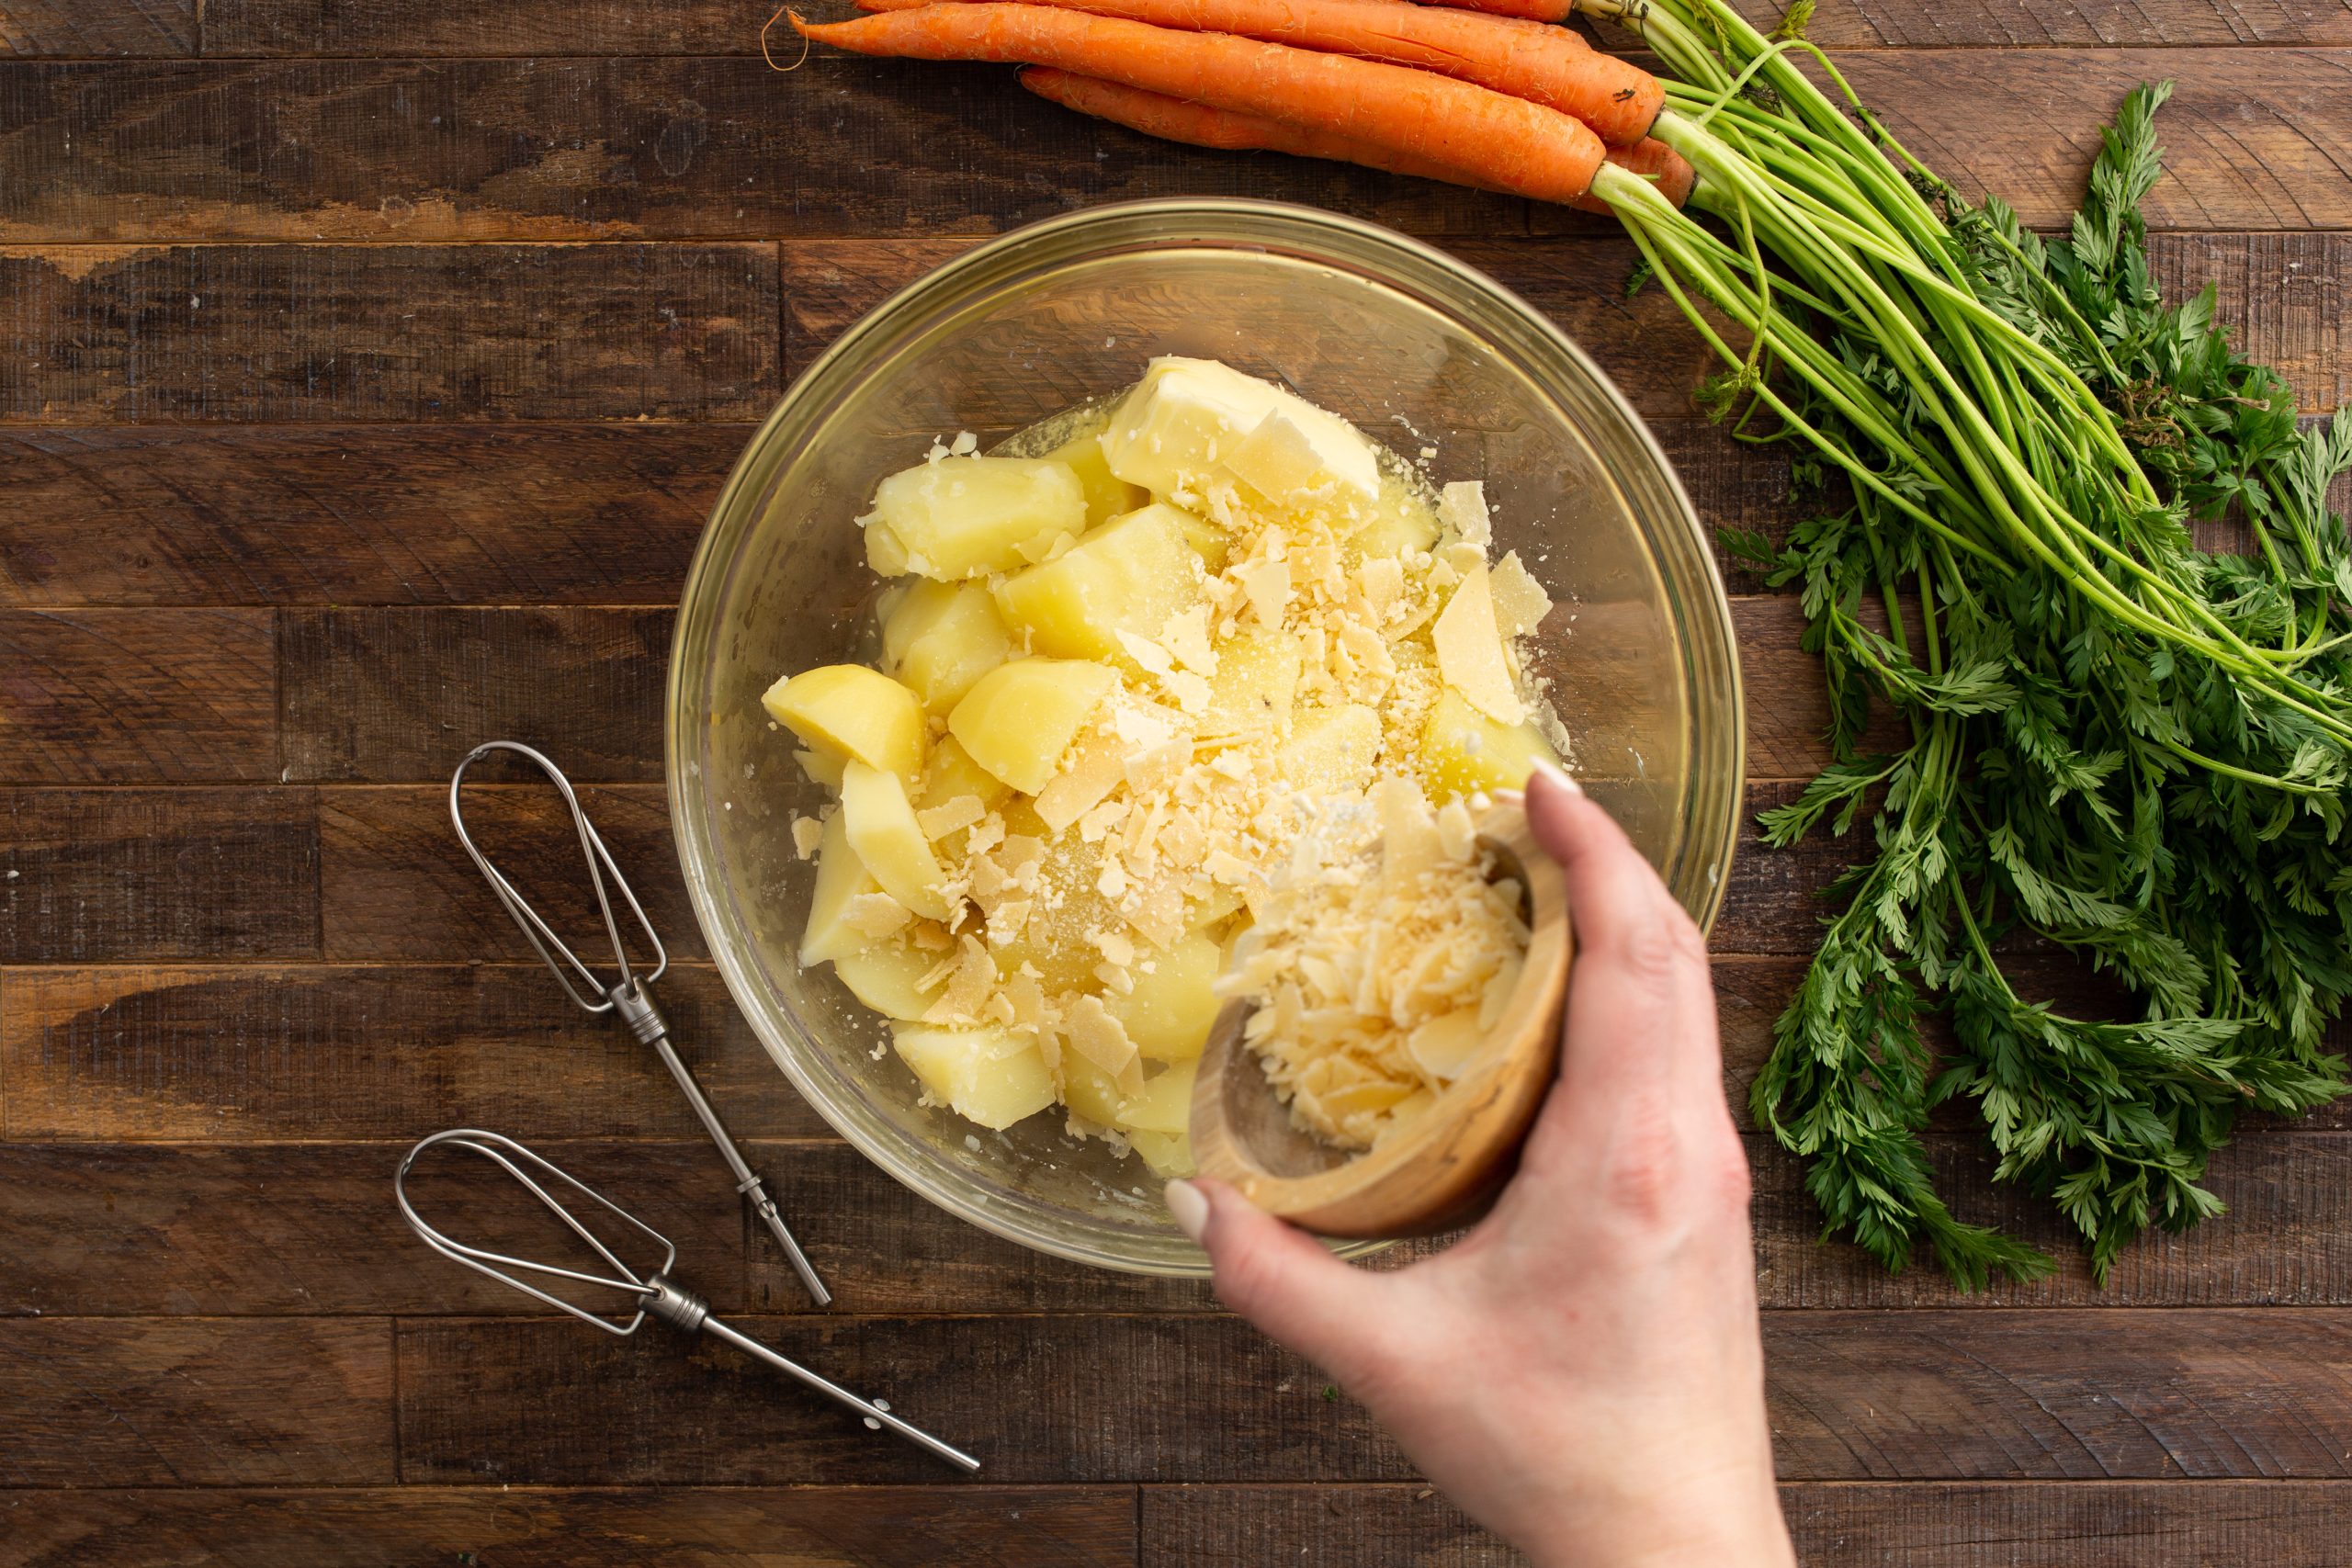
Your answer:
(788, 0), (1691, 217)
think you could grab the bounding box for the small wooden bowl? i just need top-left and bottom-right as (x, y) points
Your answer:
(1186, 798), (1572, 1238)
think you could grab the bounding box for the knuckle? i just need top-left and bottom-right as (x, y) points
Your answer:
(1604, 915), (1687, 991)
(1600, 1088), (1683, 1225)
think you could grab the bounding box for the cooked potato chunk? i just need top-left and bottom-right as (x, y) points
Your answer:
(800, 811), (879, 966)
(831, 941), (944, 1021)
(1102, 356), (1378, 508)
(892, 1022), (1057, 1130)
(991, 503), (1207, 666)
(1278, 704), (1383, 794)
(1420, 687), (1558, 800)
(1130, 1128), (1197, 1179)
(1044, 431), (1149, 526)
(1346, 477), (1440, 561)
(947, 657), (1119, 795)
(915, 733), (1012, 812)
(1114, 1059), (1196, 1136)
(1106, 930), (1222, 1061)
(1200, 629), (1300, 736)
(1061, 1056), (1127, 1129)
(841, 761), (950, 920)
(763, 664), (925, 782)
(865, 456), (1087, 580)
(886, 581), (1013, 713)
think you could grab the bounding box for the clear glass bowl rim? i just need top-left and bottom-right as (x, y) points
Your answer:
(667, 197), (1747, 1277)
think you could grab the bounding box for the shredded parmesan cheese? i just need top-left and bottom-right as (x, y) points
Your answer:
(1215, 777), (1530, 1151)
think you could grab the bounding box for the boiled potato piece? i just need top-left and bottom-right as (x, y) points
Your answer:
(831, 942), (944, 1021)
(892, 1022), (1057, 1130)
(800, 811), (879, 966)
(991, 503), (1207, 666)
(1278, 704), (1383, 794)
(1115, 1060), (1197, 1136)
(1347, 477), (1440, 561)
(865, 456), (1087, 580)
(1420, 687), (1558, 801)
(916, 733), (1012, 812)
(1106, 930), (1222, 1062)
(986, 807), (1120, 990)
(763, 664), (925, 782)
(888, 581), (1013, 714)
(1061, 1056), (1126, 1129)
(795, 748), (845, 789)
(877, 580), (950, 669)
(1044, 431), (1149, 526)
(1131, 1128), (1197, 1179)
(840, 761), (949, 920)
(1201, 629), (1299, 735)
(948, 658), (1119, 795)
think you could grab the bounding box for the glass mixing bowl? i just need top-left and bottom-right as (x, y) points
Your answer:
(668, 198), (1744, 1276)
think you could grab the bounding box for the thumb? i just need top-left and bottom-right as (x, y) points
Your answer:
(1169, 1178), (1385, 1372)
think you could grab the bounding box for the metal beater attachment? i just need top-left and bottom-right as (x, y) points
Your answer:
(396, 1130), (978, 1472)
(448, 739), (831, 1307)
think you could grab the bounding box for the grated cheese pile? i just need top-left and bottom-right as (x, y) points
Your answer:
(1216, 776), (1531, 1150)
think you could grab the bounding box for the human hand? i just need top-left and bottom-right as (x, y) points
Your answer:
(1165, 766), (1792, 1568)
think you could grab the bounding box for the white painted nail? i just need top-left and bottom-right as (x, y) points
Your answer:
(1165, 1179), (1209, 1243)
(1531, 760), (1582, 797)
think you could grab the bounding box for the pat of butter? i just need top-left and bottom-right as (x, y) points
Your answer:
(1102, 356), (1379, 507)
(1227, 407), (1381, 508)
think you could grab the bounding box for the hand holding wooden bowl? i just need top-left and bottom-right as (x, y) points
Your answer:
(1188, 796), (1572, 1238)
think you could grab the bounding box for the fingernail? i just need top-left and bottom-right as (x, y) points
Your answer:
(1165, 1179), (1209, 1243)
(1531, 760), (1581, 797)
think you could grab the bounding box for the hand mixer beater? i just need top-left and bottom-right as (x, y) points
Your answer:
(396, 1129), (979, 1471)
(448, 739), (830, 1306)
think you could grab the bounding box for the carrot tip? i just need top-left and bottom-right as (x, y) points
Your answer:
(766, 6), (818, 68)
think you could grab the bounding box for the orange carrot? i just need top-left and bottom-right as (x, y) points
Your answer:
(1021, 66), (1690, 214)
(858, 0), (1661, 146)
(794, 4), (1608, 203)
(1418, 0), (1576, 19)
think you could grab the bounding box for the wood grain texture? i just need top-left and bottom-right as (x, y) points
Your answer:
(319, 781), (696, 961)
(9, 56), (2352, 241)
(0, 243), (779, 423)
(0, 0), (191, 57)
(0, 608), (276, 781)
(0, 964), (828, 1141)
(0, 424), (740, 606)
(1780, 1480), (2352, 1564)
(198, 0), (2352, 52)
(5, 1486), (1140, 1568)
(0, 1318), (392, 1486)
(398, 1313), (1406, 1485)
(281, 608), (672, 783)
(0, 787), (318, 962)
(0, 1140), (1218, 1316)
(394, 1309), (2352, 1483)
(1142, 1481), (2352, 1567)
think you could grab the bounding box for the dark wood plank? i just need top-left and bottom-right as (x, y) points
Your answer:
(0, 243), (778, 423)
(1142, 1483), (1509, 1565)
(2152, 231), (2351, 415)
(1781, 1480), (2352, 1565)
(17, 1134), (2337, 1319)
(1140, 1481), (2352, 1568)
(189, 0), (2352, 55)
(280, 608), (672, 784)
(0, 1140), (1216, 1316)
(0, 1318), (391, 1486)
(10, 57), (2352, 242)
(0, 787), (318, 963)
(0, 964), (826, 1142)
(319, 781), (697, 961)
(1768, 0), (2352, 45)
(0, 0), (191, 57)
(394, 1308), (2352, 1483)
(0, 424), (741, 607)
(1838, 53), (2352, 232)
(0, 58), (1547, 243)
(0, 609), (275, 782)
(398, 1313), (1406, 1485)
(9, 1487), (1138, 1568)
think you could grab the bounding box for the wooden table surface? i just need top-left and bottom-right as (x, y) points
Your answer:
(5, 1), (2351, 1562)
